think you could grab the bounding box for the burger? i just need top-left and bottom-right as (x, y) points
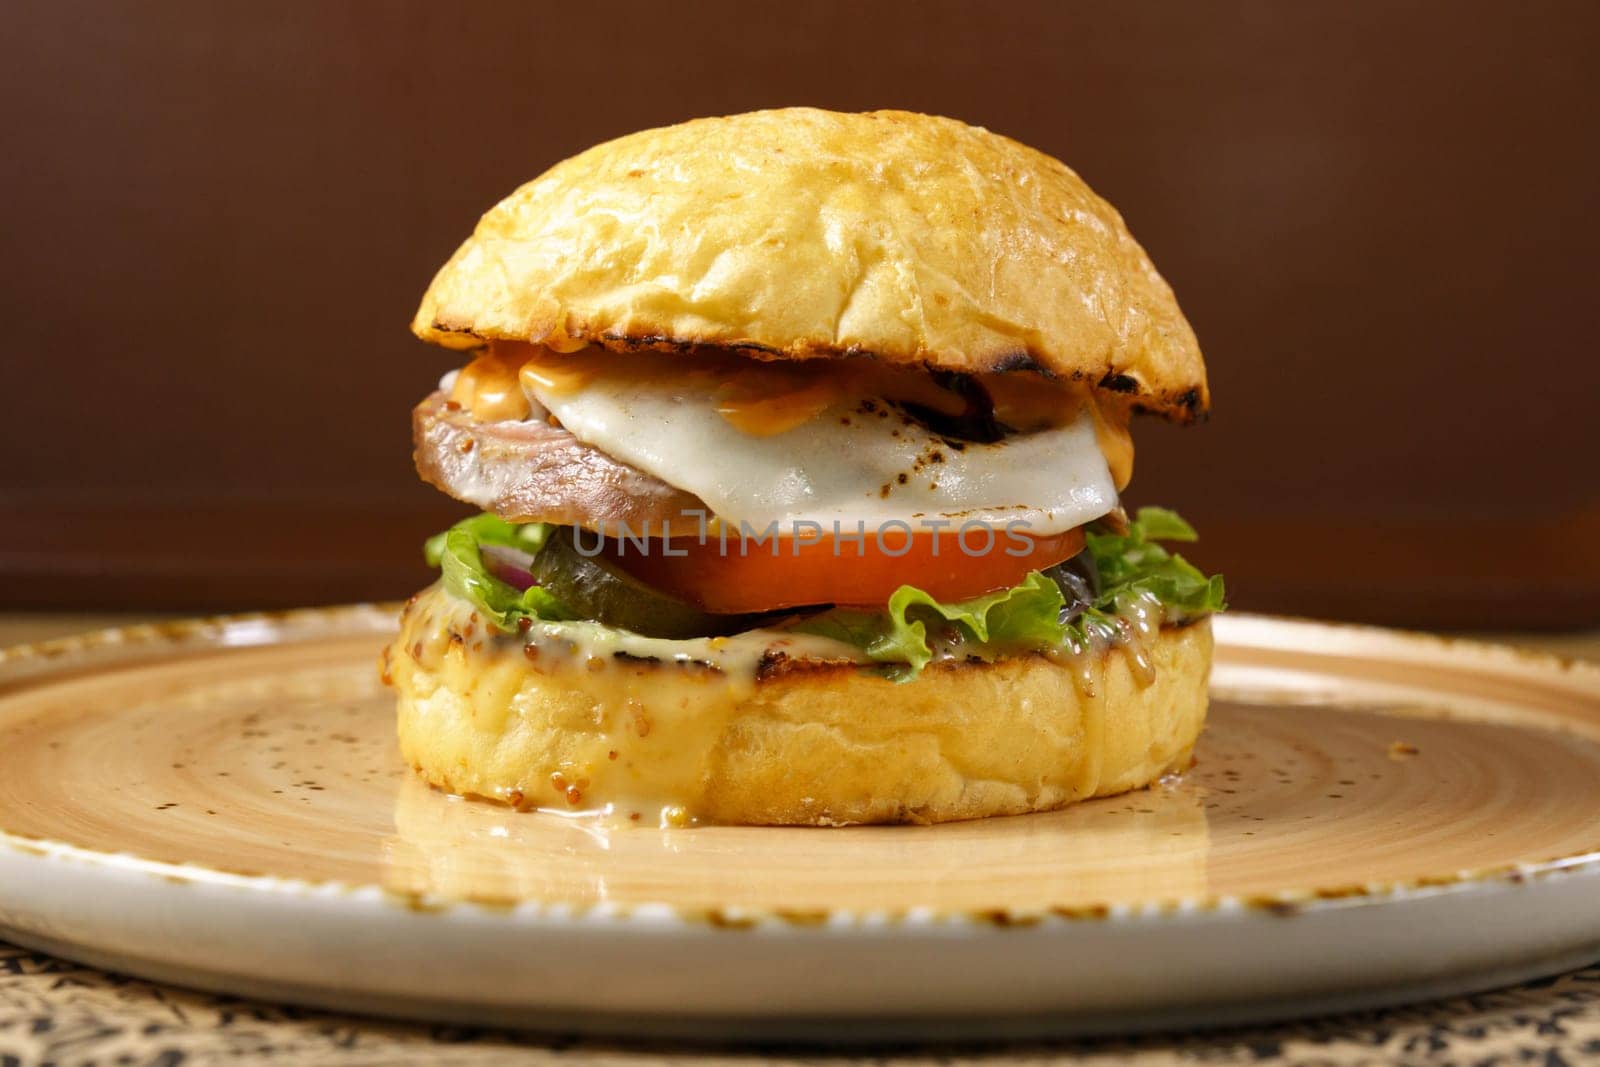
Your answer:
(383, 108), (1224, 827)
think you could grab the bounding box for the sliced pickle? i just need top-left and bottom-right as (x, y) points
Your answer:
(532, 531), (757, 639)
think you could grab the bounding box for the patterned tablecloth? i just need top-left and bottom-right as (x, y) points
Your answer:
(3, 616), (1599, 1066)
(3, 945), (1599, 1065)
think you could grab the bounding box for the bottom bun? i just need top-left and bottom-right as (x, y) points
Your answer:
(385, 584), (1213, 826)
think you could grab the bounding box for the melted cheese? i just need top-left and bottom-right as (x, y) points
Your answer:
(443, 343), (1132, 526)
(519, 352), (1119, 537)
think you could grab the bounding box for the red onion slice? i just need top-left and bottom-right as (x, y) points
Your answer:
(480, 543), (539, 591)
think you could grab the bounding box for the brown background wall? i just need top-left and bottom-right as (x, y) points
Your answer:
(3, 0), (1597, 627)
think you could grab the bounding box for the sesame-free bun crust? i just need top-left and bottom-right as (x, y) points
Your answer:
(414, 108), (1208, 421)
(387, 585), (1212, 826)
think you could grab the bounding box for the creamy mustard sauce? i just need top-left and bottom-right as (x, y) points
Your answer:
(1036, 591), (1169, 699)
(1109, 589), (1165, 686)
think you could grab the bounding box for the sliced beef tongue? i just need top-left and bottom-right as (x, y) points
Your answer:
(413, 391), (707, 533)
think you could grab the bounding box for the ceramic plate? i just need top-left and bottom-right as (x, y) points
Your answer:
(1, 608), (1598, 1041)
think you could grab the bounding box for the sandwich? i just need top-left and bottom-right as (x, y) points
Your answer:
(382, 108), (1224, 826)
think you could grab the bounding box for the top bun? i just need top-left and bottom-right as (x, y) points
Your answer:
(414, 108), (1207, 420)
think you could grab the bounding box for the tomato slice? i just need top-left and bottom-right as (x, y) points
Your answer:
(604, 526), (1085, 614)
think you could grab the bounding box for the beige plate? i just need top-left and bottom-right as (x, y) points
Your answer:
(1, 608), (1599, 1041)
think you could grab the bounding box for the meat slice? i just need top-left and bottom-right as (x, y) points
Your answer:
(413, 391), (707, 532)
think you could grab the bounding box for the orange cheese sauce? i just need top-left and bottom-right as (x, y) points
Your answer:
(1090, 401), (1135, 491)
(983, 372), (1135, 490)
(516, 346), (603, 397)
(715, 377), (841, 436)
(449, 349), (532, 422)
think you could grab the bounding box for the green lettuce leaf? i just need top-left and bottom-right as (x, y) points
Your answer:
(798, 571), (1067, 676)
(423, 513), (552, 568)
(797, 506), (1225, 679)
(1086, 506), (1227, 623)
(425, 515), (570, 630)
